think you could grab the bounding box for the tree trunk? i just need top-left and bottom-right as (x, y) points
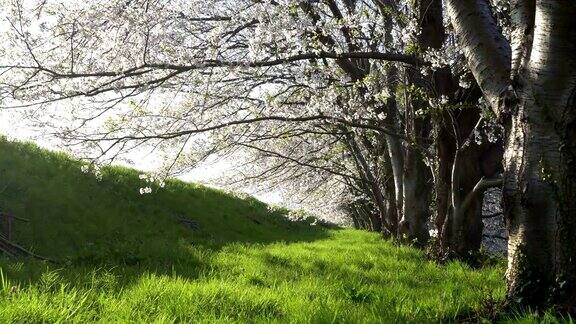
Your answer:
(434, 116), (454, 241)
(445, 0), (511, 112)
(447, 0), (576, 310)
(398, 80), (432, 245)
(397, 0), (447, 246)
(504, 0), (576, 311)
(384, 111), (404, 225)
(382, 149), (400, 235)
(445, 138), (500, 258)
(400, 145), (432, 246)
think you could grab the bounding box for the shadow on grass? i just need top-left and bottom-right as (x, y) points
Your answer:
(0, 216), (332, 296)
(0, 138), (331, 288)
(0, 227), (509, 322)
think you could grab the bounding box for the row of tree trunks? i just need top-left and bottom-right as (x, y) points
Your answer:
(435, 83), (504, 259)
(314, 0), (514, 271)
(447, 0), (576, 312)
(410, 0), (504, 260)
(348, 0), (504, 259)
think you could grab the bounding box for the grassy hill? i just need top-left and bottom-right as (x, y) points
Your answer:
(0, 137), (539, 322)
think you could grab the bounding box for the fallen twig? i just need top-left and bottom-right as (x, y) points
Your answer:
(0, 236), (55, 262)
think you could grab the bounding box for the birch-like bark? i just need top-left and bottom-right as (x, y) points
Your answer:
(510, 0), (535, 80)
(445, 0), (512, 114)
(503, 0), (576, 310)
(382, 68), (405, 225)
(448, 0), (576, 310)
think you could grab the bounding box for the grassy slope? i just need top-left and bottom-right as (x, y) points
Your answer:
(0, 138), (530, 322)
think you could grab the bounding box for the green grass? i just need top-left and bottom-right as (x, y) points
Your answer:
(0, 230), (506, 323)
(0, 137), (562, 323)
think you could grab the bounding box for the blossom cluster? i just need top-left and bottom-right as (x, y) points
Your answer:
(138, 173), (166, 195)
(80, 164), (103, 181)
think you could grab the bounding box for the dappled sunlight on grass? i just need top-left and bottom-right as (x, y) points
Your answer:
(0, 138), (508, 322)
(1, 230), (506, 322)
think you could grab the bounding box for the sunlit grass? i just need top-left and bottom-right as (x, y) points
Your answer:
(2, 137), (555, 323)
(0, 230), (506, 322)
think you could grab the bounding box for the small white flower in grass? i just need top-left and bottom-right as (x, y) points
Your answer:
(81, 165), (90, 174)
(93, 165), (103, 181)
(139, 187), (152, 195)
(139, 174), (148, 180)
(429, 229), (438, 238)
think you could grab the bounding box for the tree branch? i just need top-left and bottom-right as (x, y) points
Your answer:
(67, 115), (408, 143)
(460, 176), (503, 216)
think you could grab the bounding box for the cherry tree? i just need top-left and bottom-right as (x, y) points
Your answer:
(0, 0), (504, 244)
(4, 0), (574, 312)
(447, 0), (576, 311)
(0, 0), (420, 233)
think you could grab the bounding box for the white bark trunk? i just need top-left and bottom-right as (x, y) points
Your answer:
(448, 0), (576, 310)
(504, 0), (576, 309)
(445, 0), (511, 113)
(510, 0), (535, 80)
